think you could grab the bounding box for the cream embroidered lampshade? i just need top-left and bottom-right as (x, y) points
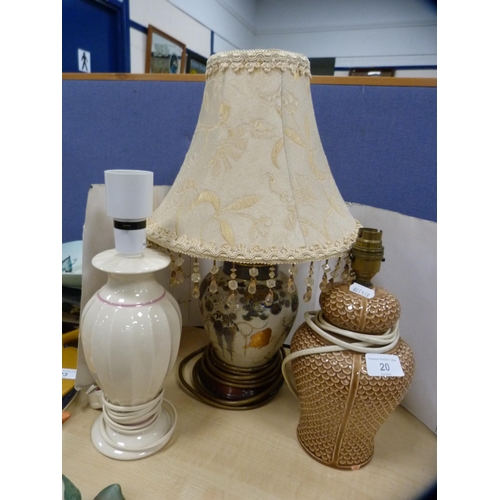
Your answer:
(147, 49), (360, 409)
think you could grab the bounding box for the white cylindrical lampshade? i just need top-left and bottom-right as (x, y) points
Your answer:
(105, 170), (153, 220)
(105, 170), (154, 255)
(147, 50), (360, 264)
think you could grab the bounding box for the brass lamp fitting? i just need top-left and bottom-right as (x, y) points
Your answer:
(350, 228), (385, 287)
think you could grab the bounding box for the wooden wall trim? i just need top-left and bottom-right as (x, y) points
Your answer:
(62, 73), (206, 82)
(62, 73), (436, 87)
(311, 75), (436, 87)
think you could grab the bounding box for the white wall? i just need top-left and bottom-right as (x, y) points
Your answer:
(130, 28), (148, 74)
(254, 0), (436, 69)
(169, 0), (256, 51)
(129, 0), (436, 74)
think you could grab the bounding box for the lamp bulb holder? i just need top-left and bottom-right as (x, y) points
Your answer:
(112, 219), (147, 256)
(350, 227), (385, 287)
(104, 169), (154, 256)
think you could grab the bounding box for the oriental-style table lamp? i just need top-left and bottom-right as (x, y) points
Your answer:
(147, 49), (360, 409)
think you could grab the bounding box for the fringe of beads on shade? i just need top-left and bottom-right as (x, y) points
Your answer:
(147, 239), (354, 305)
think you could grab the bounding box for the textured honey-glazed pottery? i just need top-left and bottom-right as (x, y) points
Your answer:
(289, 279), (415, 470)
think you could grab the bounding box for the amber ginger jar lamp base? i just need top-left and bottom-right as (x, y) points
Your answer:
(283, 228), (415, 470)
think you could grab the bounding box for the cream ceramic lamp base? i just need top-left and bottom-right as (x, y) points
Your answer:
(81, 248), (182, 460)
(90, 397), (177, 460)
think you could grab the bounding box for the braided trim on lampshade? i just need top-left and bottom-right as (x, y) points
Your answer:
(205, 49), (311, 78)
(147, 218), (361, 265)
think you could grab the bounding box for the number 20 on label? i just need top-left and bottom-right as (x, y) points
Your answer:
(365, 354), (404, 377)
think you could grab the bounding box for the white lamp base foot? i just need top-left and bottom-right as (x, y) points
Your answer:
(90, 400), (177, 461)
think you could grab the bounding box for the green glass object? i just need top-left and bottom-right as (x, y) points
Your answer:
(62, 475), (81, 500)
(62, 475), (125, 500)
(94, 484), (126, 500)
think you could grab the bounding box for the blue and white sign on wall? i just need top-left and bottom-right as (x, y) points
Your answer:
(78, 49), (91, 73)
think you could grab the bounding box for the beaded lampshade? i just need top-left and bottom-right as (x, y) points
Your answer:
(147, 49), (361, 409)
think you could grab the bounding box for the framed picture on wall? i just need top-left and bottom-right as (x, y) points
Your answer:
(146, 25), (186, 74)
(186, 50), (207, 74)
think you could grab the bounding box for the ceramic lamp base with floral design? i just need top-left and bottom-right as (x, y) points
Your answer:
(179, 262), (298, 409)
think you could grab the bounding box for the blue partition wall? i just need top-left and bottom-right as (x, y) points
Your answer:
(62, 79), (436, 243)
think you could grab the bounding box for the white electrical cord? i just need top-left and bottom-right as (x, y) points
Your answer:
(281, 310), (400, 399)
(99, 387), (177, 452)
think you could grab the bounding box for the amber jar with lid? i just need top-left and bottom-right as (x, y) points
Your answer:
(286, 228), (415, 470)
